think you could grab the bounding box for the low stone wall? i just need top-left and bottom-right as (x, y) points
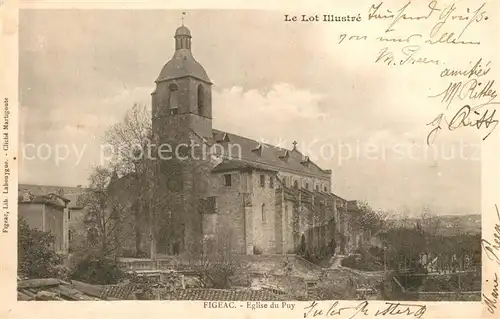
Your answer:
(118, 254), (322, 280)
(249, 273), (308, 298)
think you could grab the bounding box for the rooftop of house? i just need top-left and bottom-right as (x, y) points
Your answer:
(160, 288), (290, 301)
(17, 278), (103, 301)
(19, 184), (89, 208)
(211, 129), (331, 178)
(17, 278), (137, 301)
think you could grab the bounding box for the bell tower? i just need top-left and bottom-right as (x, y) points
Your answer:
(151, 23), (213, 257)
(152, 24), (213, 144)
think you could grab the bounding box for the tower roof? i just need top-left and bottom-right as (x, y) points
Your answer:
(156, 25), (211, 84)
(156, 49), (211, 83)
(175, 25), (191, 37)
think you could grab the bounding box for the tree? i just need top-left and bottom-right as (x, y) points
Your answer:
(351, 201), (392, 238)
(76, 166), (130, 259)
(68, 167), (132, 284)
(103, 103), (154, 256)
(102, 103), (176, 258)
(18, 218), (66, 279)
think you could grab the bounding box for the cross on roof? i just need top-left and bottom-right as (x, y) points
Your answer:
(181, 12), (186, 25)
(292, 141), (297, 150)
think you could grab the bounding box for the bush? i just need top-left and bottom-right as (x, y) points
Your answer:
(69, 256), (125, 285)
(341, 249), (384, 271)
(18, 218), (66, 279)
(205, 263), (237, 289)
(315, 276), (357, 300)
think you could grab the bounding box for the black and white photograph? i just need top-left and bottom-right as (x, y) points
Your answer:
(6, 2), (498, 313)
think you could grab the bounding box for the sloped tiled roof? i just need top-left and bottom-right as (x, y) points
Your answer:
(17, 278), (103, 301)
(100, 284), (136, 300)
(211, 129), (331, 178)
(18, 184), (89, 208)
(161, 288), (288, 301)
(212, 159), (278, 173)
(281, 184), (347, 204)
(18, 195), (68, 208)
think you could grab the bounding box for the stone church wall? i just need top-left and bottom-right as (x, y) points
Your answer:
(278, 172), (331, 193)
(249, 170), (278, 254)
(282, 200), (296, 253)
(204, 170), (247, 255)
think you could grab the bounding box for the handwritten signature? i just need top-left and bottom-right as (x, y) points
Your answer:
(483, 273), (499, 315)
(482, 205), (500, 266)
(429, 79), (497, 108)
(304, 300), (426, 319)
(426, 102), (499, 145)
(375, 46), (440, 66)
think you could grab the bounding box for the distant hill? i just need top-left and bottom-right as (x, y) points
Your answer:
(435, 214), (481, 236)
(387, 214), (481, 236)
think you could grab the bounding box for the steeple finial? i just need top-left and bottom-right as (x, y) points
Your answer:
(181, 12), (186, 26)
(292, 141), (297, 151)
(174, 14), (191, 50)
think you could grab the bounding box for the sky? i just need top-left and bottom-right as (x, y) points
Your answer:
(18, 9), (485, 216)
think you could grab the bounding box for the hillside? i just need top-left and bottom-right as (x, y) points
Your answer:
(387, 214), (481, 236)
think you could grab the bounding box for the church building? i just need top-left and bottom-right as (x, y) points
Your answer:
(148, 24), (356, 258)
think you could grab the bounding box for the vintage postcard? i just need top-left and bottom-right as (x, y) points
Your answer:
(1, 0), (499, 318)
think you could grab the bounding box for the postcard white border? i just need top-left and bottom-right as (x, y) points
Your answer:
(2, 0), (499, 318)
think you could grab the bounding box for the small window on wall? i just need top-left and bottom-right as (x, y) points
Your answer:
(68, 229), (72, 241)
(261, 204), (266, 223)
(269, 177), (274, 188)
(305, 182), (309, 190)
(324, 186), (328, 192)
(260, 175), (265, 187)
(68, 210), (71, 220)
(168, 84), (179, 115)
(294, 180), (299, 189)
(197, 84), (205, 115)
(224, 174), (232, 186)
(315, 185), (319, 192)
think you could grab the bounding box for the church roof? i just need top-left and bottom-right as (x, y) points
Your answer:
(156, 49), (211, 83)
(211, 129), (331, 178)
(212, 159), (278, 173)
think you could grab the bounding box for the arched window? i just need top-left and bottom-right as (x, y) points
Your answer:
(197, 84), (204, 115)
(261, 204), (266, 223)
(168, 84), (179, 114)
(293, 180), (298, 189)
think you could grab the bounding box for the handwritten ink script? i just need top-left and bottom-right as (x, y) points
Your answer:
(333, 1), (495, 143)
(481, 205), (500, 314)
(304, 300), (427, 319)
(426, 102), (499, 145)
(426, 58), (498, 144)
(482, 205), (500, 266)
(368, 1), (488, 44)
(339, 1), (491, 66)
(483, 273), (498, 315)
